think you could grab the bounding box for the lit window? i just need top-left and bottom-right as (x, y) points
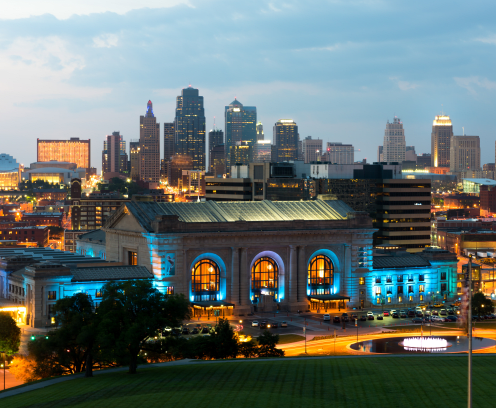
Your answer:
(359, 277), (365, 285)
(128, 251), (137, 265)
(375, 287), (381, 295)
(420, 294), (424, 301)
(387, 297), (391, 303)
(308, 255), (333, 286)
(192, 259), (220, 302)
(419, 285), (425, 292)
(398, 296), (402, 303)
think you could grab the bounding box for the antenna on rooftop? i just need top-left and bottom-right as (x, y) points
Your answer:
(462, 126), (465, 136)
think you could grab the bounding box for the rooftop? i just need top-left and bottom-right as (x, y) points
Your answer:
(373, 254), (432, 269)
(71, 265), (152, 282)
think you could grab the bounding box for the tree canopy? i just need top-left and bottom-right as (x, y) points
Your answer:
(472, 292), (494, 317)
(0, 313), (21, 355)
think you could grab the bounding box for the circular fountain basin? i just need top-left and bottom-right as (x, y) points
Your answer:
(349, 336), (496, 354)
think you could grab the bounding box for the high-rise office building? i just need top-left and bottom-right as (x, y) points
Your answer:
(225, 99), (256, 172)
(274, 119), (298, 162)
(450, 135), (481, 172)
(37, 138), (91, 169)
(431, 115), (453, 167)
(230, 141), (252, 168)
(383, 117), (406, 163)
(256, 122), (264, 141)
(210, 144), (226, 177)
(208, 127), (224, 173)
(325, 142), (354, 164)
(174, 86), (206, 171)
(405, 146), (417, 162)
(102, 132), (127, 175)
(164, 122), (175, 162)
(129, 140), (140, 180)
(377, 146), (384, 162)
(253, 140), (272, 163)
(302, 136), (322, 163)
(139, 100), (160, 186)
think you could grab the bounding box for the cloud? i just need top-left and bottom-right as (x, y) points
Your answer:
(93, 33), (119, 48)
(389, 77), (419, 91)
(454, 76), (496, 95)
(293, 42), (355, 52)
(475, 35), (496, 45)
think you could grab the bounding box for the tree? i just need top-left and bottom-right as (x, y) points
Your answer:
(9, 355), (40, 383)
(97, 280), (190, 374)
(257, 330), (284, 357)
(0, 313), (21, 355)
(209, 318), (238, 359)
(472, 292), (494, 317)
(51, 293), (100, 377)
(238, 339), (258, 358)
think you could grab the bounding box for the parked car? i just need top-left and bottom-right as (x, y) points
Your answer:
(416, 311), (423, 317)
(252, 321), (259, 327)
(191, 328), (199, 335)
(434, 302), (444, 308)
(392, 311), (399, 318)
(431, 315), (444, 322)
(377, 315), (383, 320)
(281, 321), (288, 327)
(201, 327), (210, 334)
(431, 310), (438, 316)
(390, 309), (397, 315)
(323, 314), (331, 321)
(412, 317), (423, 323)
(407, 310), (415, 317)
(366, 311), (374, 317)
(383, 310), (390, 317)
(351, 313), (358, 321)
(341, 313), (349, 322)
(440, 309), (447, 316)
(367, 314), (375, 320)
(333, 316), (341, 323)
(399, 310), (407, 318)
(359, 315), (367, 321)
(260, 321), (267, 329)
(271, 322), (279, 328)
(447, 309), (454, 315)
(181, 327), (190, 335)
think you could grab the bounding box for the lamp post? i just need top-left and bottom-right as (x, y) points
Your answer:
(1, 351), (5, 391)
(468, 255), (473, 408)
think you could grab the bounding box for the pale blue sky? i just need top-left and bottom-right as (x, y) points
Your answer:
(1, 0), (496, 170)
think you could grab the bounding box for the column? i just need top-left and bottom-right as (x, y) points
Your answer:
(231, 247), (239, 304)
(240, 248), (249, 306)
(297, 245), (307, 302)
(289, 245), (297, 304)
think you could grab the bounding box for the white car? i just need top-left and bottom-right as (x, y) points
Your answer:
(323, 314), (331, 321)
(252, 320), (259, 327)
(281, 321), (288, 327)
(366, 311), (374, 317)
(431, 315), (444, 322)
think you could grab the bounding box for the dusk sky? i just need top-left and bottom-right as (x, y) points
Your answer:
(2, 0), (496, 170)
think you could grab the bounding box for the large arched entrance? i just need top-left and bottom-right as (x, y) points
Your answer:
(191, 259), (220, 302)
(251, 256), (279, 311)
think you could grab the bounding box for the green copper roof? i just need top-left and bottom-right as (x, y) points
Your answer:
(118, 199), (354, 232)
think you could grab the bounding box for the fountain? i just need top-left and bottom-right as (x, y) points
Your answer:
(402, 336), (449, 352)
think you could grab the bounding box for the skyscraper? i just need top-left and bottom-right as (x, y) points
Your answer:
(174, 86), (206, 170)
(225, 99), (256, 172)
(102, 132), (127, 175)
(37, 138), (91, 169)
(274, 119), (298, 162)
(256, 122), (264, 141)
(383, 117), (406, 163)
(302, 136), (322, 163)
(139, 100), (160, 186)
(129, 140), (140, 180)
(164, 123), (175, 162)
(325, 142), (354, 164)
(450, 135), (481, 172)
(431, 114), (453, 168)
(253, 140), (272, 163)
(208, 127), (224, 174)
(210, 144), (226, 177)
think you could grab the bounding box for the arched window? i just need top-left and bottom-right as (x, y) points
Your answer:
(191, 259), (220, 302)
(307, 255), (333, 295)
(251, 257), (278, 292)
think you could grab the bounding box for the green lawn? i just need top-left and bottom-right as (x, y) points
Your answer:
(276, 334), (305, 344)
(3, 356), (496, 408)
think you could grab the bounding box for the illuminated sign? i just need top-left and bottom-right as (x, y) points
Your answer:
(233, 108), (241, 112)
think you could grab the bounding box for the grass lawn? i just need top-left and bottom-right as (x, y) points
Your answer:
(3, 356), (496, 408)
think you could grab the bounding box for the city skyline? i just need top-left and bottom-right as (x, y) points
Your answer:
(2, 2), (496, 169)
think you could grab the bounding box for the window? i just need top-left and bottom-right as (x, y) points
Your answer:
(359, 277), (365, 285)
(387, 297), (391, 303)
(408, 275), (413, 282)
(441, 272), (447, 280)
(420, 294), (424, 301)
(441, 283), (447, 292)
(375, 277), (381, 284)
(409, 295), (413, 302)
(128, 251), (137, 265)
(48, 304), (54, 315)
(419, 285), (425, 293)
(48, 291), (56, 300)
(192, 259), (220, 302)
(307, 255), (333, 286)
(375, 287), (381, 295)
(386, 276), (392, 283)
(398, 296), (402, 303)
(359, 290), (365, 295)
(166, 286), (174, 295)
(95, 290), (102, 298)
(397, 275), (403, 283)
(252, 257), (278, 291)
(387, 287), (392, 294)
(398, 286), (403, 294)
(408, 285), (413, 293)
(419, 275), (424, 282)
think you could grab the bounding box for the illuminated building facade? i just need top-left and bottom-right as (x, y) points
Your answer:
(256, 122), (264, 141)
(274, 119), (298, 162)
(383, 117), (406, 163)
(230, 141), (252, 168)
(449, 135), (481, 173)
(0, 154), (20, 190)
(129, 141), (140, 180)
(102, 132), (128, 175)
(163, 123), (175, 162)
(140, 101), (160, 187)
(431, 115), (453, 167)
(253, 140), (272, 163)
(225, 99), (256, 172)
(208, 128), (224, 173)
(168, 154), (193, 188)
(210, 144), (226, 177)
(37, 138), (90, 169)
(174, 86), (206, 171)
